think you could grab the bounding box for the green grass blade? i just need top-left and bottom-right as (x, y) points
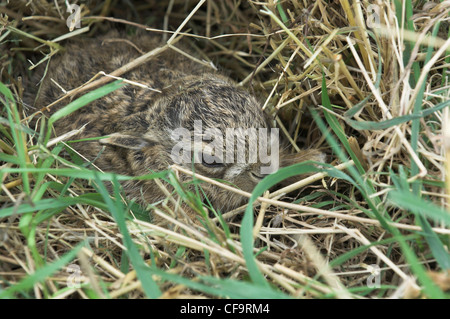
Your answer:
(0, 242), (85, 298)
(0, 195), (107, 218)
(276, 1), (289, 25)
(410, 21), (441, 197)
(343, 98), (450, 130)
(320, 75), (367, 175)
(312, 107), (446, 298)
(1, 167), (167, 182)
(242, 162), (325, 289)
(330, 234), (419, 268)
(1, 82), (31, 194)
(93, 174), (162, 298)
(394, 0), (420, 86)
(198, 276), (291, 299)
(45, 80), (125, 142)
(48, 81), (125, 124)
(388, 190), (450, 226)
(417, 215), (450, 270)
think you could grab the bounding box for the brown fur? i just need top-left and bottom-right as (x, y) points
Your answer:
(27, 31), (323, 220)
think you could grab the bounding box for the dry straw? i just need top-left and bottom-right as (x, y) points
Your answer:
(0, 0), (449, 299)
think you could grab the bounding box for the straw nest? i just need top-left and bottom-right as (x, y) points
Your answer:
(1, 0), (449, 299)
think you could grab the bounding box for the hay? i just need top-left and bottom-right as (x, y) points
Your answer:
(1, 0), (449, 299)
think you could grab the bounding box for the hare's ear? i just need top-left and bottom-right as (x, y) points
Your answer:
(99, 133), (156, 150)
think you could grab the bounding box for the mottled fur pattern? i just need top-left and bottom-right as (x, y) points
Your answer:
(28, 31), (323, 220)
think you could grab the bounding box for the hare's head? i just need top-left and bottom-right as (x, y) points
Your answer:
(101, 74), (322, 211)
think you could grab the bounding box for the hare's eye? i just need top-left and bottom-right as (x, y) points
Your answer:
(201, 156), (224, 168)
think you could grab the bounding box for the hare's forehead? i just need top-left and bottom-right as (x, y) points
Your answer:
(169, 128), (276, 146)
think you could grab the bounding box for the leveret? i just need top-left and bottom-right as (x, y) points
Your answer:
(28, 31), (323, 218)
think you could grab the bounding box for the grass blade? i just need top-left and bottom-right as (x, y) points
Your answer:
(93, 174), (162, 298)
(242, 163), (324, 288)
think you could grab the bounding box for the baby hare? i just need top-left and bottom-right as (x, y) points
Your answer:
(29, 31), (323, 216)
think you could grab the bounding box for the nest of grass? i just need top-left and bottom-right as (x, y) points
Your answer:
(1, 0), (450, 299)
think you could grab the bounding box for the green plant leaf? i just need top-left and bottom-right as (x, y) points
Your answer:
(93, 174), (162, 298)
(388, 190), (450, 227)
(242, 162), (324, 288)
(0, 242), (85, 298)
